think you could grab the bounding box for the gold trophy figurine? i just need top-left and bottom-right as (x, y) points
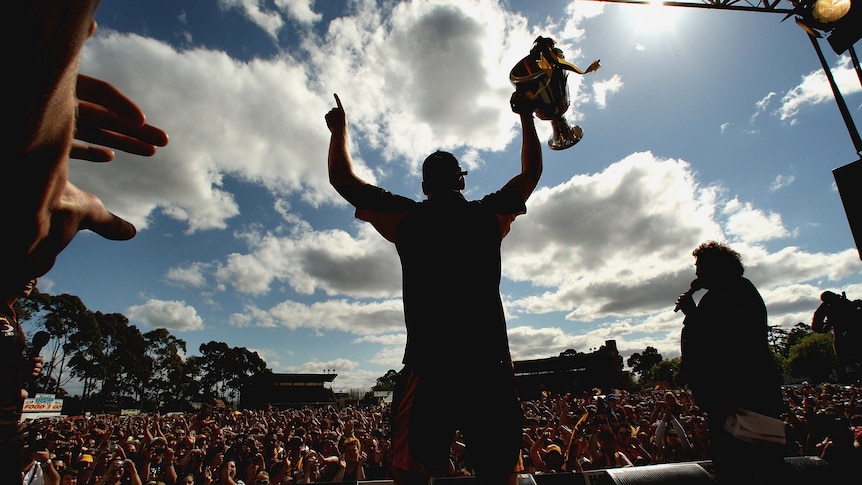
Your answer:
(510, 36), (600, 150)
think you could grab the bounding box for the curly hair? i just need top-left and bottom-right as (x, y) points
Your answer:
(692, 240), (744, 277)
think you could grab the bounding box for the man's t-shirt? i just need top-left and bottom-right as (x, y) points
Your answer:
(0, 307), (25, 419)
(353, 185), (525, 372)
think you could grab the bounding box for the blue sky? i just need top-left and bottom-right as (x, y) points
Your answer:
(27, 0), (862, 394)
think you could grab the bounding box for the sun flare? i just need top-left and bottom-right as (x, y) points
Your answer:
(624, 1), (682, 34)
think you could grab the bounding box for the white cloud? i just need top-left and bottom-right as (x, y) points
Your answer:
(769, 174), (795, 192)
(166, 263), (210, 288)
(593, 74), (622, 109)
(127, 299), (205, 331)
(722, 198), (791, 243)
(777, 55), (860, 122)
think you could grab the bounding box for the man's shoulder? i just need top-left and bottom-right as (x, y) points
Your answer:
(354, 184), (416, 210)
(476, 186), (526, 212)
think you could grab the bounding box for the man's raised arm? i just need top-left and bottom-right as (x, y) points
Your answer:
(504, 91), (543, 202)
(326, 94), (367, 206)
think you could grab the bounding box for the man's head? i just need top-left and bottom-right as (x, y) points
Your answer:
(692, 240), (743, 282)
(59, 469), (79, 485)
(544, 443), (564, 468)
(1, 277), (38, 305)
(422, 151), (467, 195)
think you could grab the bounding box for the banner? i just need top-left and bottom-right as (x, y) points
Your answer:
(22, 393), (63, 414)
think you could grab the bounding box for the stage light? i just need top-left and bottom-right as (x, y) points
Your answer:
(796, 0), (862, 53)
(812, 0), (851, 25)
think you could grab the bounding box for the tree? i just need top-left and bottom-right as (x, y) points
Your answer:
(786, 333), (837, 383)
(372, 370), (399, 391)
(768, 325), (789, 356)
(181, 356), (206, 403)
(559, 348), (584, 357)
(627, 346), (663, 381)
(96, 313), (152, 408)
(648, 357), (681, 387)
(143, 329), (189, 409)
(18, 289), (279, 411)
(23, 292), (93, 396)
(786, 322), (813, 350)
(194, 341), (271, 406)
(65, 309), (108, 404)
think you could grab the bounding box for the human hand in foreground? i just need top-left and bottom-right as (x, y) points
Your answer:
(70, 74), (169, 162)
(11, 74), (168, 282)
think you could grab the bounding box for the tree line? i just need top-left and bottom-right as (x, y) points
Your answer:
(18, 288), (841, 414)
(626, 323), (840, 387)
(17, 289), (271, 413)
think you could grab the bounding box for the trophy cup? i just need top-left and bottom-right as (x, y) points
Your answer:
(510, 36), (600, 150)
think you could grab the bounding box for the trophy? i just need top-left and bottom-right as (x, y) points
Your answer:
(510, 36), (600, 150)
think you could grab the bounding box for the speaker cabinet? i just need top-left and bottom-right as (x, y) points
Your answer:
(431, 474), (539, 485)
(534, 472), (590, 485)
(833, 158), (862, 260)
(783, 455), (841, 482)
(603, 463), (715, 484)
(428, 457), (842, 485)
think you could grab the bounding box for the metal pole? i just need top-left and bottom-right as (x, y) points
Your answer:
(806, 32), (862, 154)
(849, 45), (862, 88)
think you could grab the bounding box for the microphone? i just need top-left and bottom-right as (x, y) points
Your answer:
(674, 279), (703, 313)
(30, 331), (50, 358)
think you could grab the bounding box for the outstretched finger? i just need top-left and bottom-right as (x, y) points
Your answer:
(334, 93), (343, 111)
(70, 141), (114, 162)
(76, 74), (147, 128)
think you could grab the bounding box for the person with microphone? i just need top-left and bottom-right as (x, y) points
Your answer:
(675, 241), (788, 484)
(0, 277), (46, 482)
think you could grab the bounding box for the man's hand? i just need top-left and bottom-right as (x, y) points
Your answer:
(675, 292), (696, 315)
(510, 90), (537, 115)
(9, 73), (168, 283)
(71, 74), (169, 162)
(325, 93), (347, 134)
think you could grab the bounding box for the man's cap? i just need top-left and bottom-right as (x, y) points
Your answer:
(77, 454), (93, 463)
(422, 151), (467, 184)
(545, 444), (562, 455)
(606, 393), (618, 400)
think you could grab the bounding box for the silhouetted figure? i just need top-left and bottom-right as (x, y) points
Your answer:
(676, 241), (789, 485)
(326, 91), (543, 485)
(1, 278), (44, 483)
(812, 290), (862, 384)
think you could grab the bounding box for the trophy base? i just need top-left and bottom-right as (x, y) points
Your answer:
(548, 122), (583, 150)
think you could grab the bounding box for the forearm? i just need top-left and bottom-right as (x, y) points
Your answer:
(505, 113), (543, 202)
(327, 130), (364, 203)
(520, 113), (542, 182)
(126, 464), (143, 485)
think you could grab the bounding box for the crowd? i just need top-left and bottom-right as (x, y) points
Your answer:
(18, 383), (861, 484)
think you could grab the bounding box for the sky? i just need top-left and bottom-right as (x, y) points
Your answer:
(26, 0), (862, 395)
